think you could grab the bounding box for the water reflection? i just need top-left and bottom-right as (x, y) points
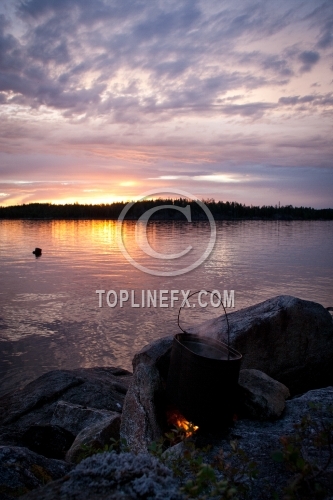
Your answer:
(0, 219), (332, 395)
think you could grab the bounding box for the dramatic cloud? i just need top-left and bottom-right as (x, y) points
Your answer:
(0, 0), (332, 207)
(298, 50), (320, 72)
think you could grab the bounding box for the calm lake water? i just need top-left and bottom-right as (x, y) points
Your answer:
(0, 219), (332, 396)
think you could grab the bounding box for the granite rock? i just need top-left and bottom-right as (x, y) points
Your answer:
(0, 367), (131, 445)
(238, 368), (290, 419)
(66, 413), (121, 464)
(0, 445), (71, 500)
(209, 386), (333, 498)
(51, 401), (118, 436)
(120, 364), (166, 454)
(191, 295), (333, 395)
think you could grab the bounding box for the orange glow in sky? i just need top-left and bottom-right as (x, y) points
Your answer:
(0, 0), (332, 208)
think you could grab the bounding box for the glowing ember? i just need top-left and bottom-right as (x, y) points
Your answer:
(166, 407), (199, 437)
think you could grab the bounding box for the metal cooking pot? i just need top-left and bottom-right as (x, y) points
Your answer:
(166, 291), (242, 430)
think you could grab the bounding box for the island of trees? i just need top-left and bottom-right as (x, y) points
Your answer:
(0, 200), (332, 220)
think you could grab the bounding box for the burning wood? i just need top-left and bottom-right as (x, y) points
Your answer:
(166, 407), (199, 438)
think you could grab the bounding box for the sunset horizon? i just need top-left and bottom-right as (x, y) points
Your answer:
(1, 0), (332, 208)
(1, 197), (333, 210)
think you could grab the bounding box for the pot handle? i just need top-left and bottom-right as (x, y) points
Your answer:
(177, 290), (231, 359)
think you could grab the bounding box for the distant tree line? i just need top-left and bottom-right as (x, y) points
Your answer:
(0, 199), (332, 220)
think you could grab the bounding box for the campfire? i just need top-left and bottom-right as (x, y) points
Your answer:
(166, 407), (199, 438)
(166, 333), (242, 430)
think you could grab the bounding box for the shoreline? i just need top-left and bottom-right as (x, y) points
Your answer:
(1, 216), (333, 221)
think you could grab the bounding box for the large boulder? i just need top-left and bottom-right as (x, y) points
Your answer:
(130, 296), (333, 397)
(132, 336), (173, 376)
(0, 446), (71, 500)
(120, 364), (166, 454)
(0, 367), (131, 427)
(0, 371), (83, 428)
(238, 369), (290, 419)
(0, 367), (132, 454)
(119, 295), (332, 453)
(191, 295), (333, 394)
(21, 452), (183, 500)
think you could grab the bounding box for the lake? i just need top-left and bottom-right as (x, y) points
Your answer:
(0, 219), (332, 396)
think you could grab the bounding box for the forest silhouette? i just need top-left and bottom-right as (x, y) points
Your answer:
(0, 199), (332, 220)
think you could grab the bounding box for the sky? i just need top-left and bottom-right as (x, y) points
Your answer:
(0, 0), (332, 208)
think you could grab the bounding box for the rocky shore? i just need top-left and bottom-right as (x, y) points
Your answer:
(0, 295), (332, 499)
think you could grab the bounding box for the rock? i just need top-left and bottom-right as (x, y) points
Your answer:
(162, 441), (186, 461)
(19, 388), (333, 500)
(21, 452), (184, 500)
(0, 445), (71, 500)
(238, 369), (290, 419)
(132, 335), (173, 380)
(21, 425), (75, 460)
(0, 367), (132, 449)
(205, 386), (333, 498)
(120, 296), (332, 454)
(0, 426), (22, 447)
(32, 248), (42, 257)
(0, 371), (84, 427)
(61, 367), (132, 411)
(191, 295), (333, 395)
(65, 414), (121, 464)
(51, 401), (118, 436)
(120, 364), (166, 454)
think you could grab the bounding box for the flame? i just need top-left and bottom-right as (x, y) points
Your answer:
(166, 408), (199, 438)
